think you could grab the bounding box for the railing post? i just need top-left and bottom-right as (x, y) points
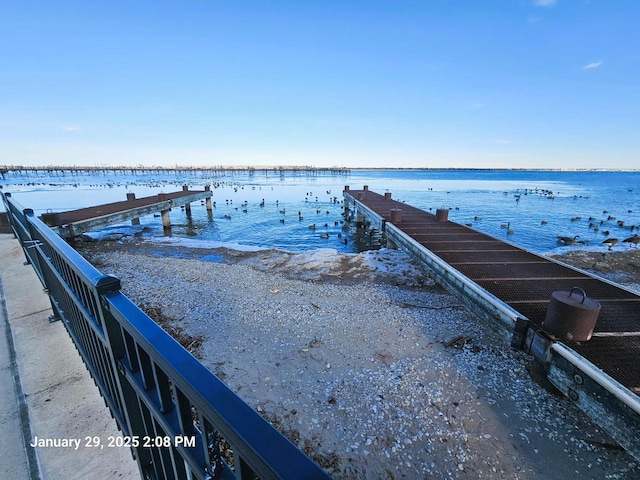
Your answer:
(93, 274), (153, 476)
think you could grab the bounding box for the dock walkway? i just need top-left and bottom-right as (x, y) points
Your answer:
(344, 187), (640, 460)
(36, 186), (212, 238)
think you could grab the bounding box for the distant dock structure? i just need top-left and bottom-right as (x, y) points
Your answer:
(38, 186), (212, 238)
(0, 165), (350, 180)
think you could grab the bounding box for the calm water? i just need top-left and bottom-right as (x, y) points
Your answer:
(2, 169), (639, 255)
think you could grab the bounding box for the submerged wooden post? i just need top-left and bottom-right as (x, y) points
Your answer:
(161, 209), (171, 233)
(127, 193), (141, 225)
(205, 185), (212, 212)
(182, 185), (191, 214)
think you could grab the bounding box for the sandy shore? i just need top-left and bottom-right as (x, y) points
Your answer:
(78, 239), (639, 479)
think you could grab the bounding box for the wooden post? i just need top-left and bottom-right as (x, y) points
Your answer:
(205, 185), (212, 212)
(161, 209), (171, 234)
(181, 185), (192, 214)
(127, 193), (140, 225)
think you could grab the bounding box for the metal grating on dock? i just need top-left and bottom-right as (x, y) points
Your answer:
(345, 189), (640, 397)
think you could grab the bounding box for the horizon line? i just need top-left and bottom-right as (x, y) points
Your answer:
(2, 164), (640, 173)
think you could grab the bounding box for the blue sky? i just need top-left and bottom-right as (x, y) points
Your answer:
(1, 1), (639, 169)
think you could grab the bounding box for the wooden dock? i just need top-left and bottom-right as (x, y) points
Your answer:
(344, 186), (640, 461)
(40, 186), (212, 238)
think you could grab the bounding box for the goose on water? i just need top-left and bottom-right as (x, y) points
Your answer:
(622, 234), (640, 248)
(602, 238), (619, 250)
(557, 235), (580, 245)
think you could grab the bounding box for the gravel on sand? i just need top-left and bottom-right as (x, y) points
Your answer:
(79, 240), (639, 480)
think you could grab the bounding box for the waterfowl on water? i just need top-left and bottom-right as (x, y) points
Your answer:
(501, 222), (510, 229)
(320, 233), (329, 239)
(602, 238), (619, 250)
(622, 234), (640, 248)
(557, 235), (580, 245)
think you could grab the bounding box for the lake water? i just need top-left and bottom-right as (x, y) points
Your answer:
(2, 169), (639, 255)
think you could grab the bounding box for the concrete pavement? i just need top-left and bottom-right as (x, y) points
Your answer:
(0, 234), (138, 479)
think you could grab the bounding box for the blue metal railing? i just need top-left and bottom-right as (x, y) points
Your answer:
(2, 192), (330, 480)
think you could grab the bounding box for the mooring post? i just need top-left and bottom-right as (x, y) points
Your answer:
(390, 208), (402, 223)
(127, 193), (140, 225)
(436, 208), (449, 222)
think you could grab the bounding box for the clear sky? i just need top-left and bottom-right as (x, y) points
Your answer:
(1, 1), (639, 169)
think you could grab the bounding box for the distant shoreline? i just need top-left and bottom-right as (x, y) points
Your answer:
(2, 165), (639, 174)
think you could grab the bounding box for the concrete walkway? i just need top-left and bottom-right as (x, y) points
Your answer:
(0, 234), (138, 479)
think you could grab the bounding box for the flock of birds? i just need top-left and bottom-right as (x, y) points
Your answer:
(555, 210), (640, 250)
(204, 189), (350, 244)
(461, 188), (640, 252)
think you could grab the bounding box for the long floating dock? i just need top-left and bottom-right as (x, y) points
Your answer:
(39, 186), (212, 238)
(344, 186), (640, 461)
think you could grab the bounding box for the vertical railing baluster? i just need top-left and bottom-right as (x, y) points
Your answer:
(154, 365), (174, 414)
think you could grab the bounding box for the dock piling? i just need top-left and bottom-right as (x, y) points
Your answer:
(161, 209), (171, 234)
(126, 193), (141, 225)
(182, 186), (192, 214)
(205, 185), (212, 212)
